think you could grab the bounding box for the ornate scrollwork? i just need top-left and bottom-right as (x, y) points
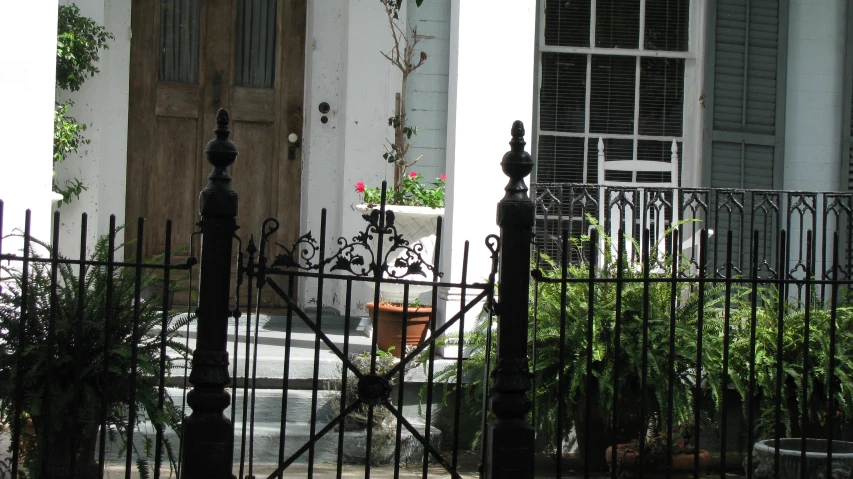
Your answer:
(273, 232), (321, 269)
(254, 206), (442, 280)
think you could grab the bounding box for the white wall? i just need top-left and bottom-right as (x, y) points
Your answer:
(54, 0), (131, 258)
(0, 2), (59, 245)
(438, 0), (537, 336)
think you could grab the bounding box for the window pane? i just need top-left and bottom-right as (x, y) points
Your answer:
(544, 0), (591, 47)
(595, 0), (640, 49)
(540, 53), (587, 133)
(236, 0), (277, 88)
(590, 55), (636, 135)
(159, 0), (200, 84)
(638, 58), (685, 137)
(644, 0), (689, 51)
(537, 135), (586, 183)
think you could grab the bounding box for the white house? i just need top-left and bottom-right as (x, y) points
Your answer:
(1, 0), (851, 316)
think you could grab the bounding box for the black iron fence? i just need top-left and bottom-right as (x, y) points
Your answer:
(0, 209), (198, 478)
(520, 183), (853, 478)
(15, 111), (853, 479)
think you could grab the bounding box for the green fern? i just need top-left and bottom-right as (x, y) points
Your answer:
(0, 229), (194, 477)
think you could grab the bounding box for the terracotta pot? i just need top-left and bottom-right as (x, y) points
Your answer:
(367, 302), (432, 357)
(606, 443), (710, 478)
(573, 378), (648, 470)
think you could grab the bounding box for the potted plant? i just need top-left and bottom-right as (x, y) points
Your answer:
(367, 298), (432, 358)
(605, 423), (711, 478)
(352, 1), (446, 332)
(0, 231), (193, 478)
(725, 285), (853, 476)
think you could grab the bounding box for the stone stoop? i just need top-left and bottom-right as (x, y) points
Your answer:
(104, 312), (461, 467)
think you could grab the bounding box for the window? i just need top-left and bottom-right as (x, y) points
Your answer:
(535, 0), (690, 185)
(159, 0), (200, 84)
(235, 0), (278, 88)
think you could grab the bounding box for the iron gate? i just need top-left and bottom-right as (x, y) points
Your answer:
(227, 194), (499, 478)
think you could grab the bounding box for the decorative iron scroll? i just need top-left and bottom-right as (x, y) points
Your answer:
(259, 207), (441, 279)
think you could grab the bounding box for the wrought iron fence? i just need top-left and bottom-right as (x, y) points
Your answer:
(524, 183), (853, 479)
(0, 206), (198, 478)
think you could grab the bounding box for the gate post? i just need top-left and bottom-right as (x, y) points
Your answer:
(485, 121), (535, 478)
(181, 108), (238, 479)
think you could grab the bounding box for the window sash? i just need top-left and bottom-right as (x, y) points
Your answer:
(533, 0), (696, 186)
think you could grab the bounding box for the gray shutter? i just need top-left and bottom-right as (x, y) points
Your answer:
(703, 0), (788, 274)
(704, 0), (788, 190)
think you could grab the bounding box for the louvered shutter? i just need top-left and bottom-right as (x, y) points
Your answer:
(705, 0), (788, 190)
(704, 0), (788, 274)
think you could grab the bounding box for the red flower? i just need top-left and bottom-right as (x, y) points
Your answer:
(409, 171), (418, 178)
(355, 181), (365, 193)
(440, 173), (447, 181)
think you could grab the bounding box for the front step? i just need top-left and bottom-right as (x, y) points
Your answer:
(167, 387), (445, 427)
(101, 420), (442, 467)
(101, 312), (471, 467)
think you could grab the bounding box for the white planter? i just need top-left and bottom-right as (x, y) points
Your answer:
(354, 204), (444, 305)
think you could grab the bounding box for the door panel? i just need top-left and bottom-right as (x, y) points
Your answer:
(147, 118), (201, 257)
(230, 122), (278, 245)
(155, 84), (201, 118)
(128, 0), (305, 306)
(230, 88), (276, 122)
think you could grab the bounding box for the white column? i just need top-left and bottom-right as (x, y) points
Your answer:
(0, 2), (60, 244)
(439, 0), (536, 356)
(783, 0), (848, 276)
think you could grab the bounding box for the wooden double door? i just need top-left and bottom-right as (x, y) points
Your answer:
(126, 0), (305, 265)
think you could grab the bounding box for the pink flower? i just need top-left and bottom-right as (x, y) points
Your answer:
(355, 181), (365, 193)
(409, 171), (418, 178)
(440, 173), (447, 181)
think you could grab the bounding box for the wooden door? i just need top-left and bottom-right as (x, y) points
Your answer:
(126, 0), (305, 271)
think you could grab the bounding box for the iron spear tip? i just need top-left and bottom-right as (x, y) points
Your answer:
(216, 108), (230, 128)
(511, 120), (525, 139)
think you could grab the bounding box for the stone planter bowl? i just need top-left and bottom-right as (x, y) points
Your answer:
(750, 438), (853, 479)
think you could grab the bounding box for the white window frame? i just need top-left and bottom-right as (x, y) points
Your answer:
(531, 0), (707, 187)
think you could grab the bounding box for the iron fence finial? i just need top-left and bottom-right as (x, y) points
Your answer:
(500, 121), (533, 202)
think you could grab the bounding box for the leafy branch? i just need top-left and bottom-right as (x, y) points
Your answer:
(53, 4), (113, 206)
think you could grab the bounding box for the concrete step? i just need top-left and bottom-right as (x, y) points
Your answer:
(166, 313), (463, 384)
(166, 386), (445, 430)
(102, 420), (443, 466)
